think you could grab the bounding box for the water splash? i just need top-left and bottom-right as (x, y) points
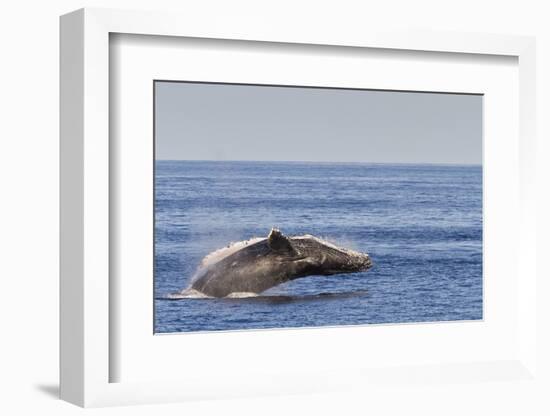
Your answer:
(166, 288), (212, 299)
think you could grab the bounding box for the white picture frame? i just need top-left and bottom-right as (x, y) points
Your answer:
(60, 7), (537, 407)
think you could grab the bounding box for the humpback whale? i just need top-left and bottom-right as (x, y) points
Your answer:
(186, 228), (372, 298)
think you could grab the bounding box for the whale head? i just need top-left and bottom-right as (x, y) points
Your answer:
(268, 228), (373, 276)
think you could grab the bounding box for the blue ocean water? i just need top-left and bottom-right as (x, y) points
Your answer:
(154, 160), (482, 333)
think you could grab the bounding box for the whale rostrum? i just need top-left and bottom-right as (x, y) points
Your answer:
(186, 228), (373, 298)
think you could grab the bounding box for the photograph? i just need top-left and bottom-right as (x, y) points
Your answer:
(154, 81), (483, 333)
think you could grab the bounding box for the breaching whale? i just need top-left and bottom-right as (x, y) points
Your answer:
(186, 228), (373, 298)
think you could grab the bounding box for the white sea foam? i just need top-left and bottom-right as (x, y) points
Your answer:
(225, 292), (259, 298)
(169, 288), (259, 299)
(168, 288), (213, 299)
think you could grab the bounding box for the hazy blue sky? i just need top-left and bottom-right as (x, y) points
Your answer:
(155, 81), (482, 165)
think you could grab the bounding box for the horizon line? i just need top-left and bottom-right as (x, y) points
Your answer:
(155, 159), (482, 167)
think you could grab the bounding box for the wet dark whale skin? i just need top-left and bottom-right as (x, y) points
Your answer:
(190, 229), (372, 298)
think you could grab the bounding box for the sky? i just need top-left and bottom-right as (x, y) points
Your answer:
(155, 81), (482, 165)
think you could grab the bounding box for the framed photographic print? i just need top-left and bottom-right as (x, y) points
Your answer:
(153, 80), (483, 333)
(60, 8), (538, 408)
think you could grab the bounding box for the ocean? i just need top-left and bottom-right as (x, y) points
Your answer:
(154, 160), (482, 333)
